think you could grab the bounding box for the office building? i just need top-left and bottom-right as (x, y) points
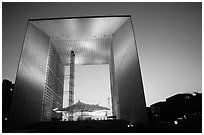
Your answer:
(8, 15), (148, 129)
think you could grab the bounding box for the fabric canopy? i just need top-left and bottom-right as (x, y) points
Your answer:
(57, 101), (109, 113)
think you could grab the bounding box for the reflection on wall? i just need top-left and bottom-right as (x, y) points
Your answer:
(112, 18), (148, 124)
(8, 23), (50, 129)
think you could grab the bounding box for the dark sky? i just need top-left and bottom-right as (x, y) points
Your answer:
(2, 2), (202, 106)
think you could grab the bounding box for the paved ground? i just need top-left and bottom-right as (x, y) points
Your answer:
(5, 119), (202, 133)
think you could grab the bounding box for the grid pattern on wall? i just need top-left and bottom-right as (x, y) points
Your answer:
(109, 43), (120, 118)
(31, 17), (129, 66)
(42, 42), (64, 121)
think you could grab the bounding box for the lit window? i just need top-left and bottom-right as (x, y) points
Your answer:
(178, 117), (182, 120)
(127, 123), (133, 127)
(184, 96), (190, 99)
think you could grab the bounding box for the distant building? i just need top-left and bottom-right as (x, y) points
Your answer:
(2, 79), (15, 132)
(148, 93), (202, 124)
(166, 93), (202, 123)
(150, 101), (167, 124)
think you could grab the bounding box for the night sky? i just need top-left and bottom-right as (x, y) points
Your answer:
(2, 2), (202, 107)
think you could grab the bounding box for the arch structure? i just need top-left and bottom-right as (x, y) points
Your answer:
(8, 15), (148, 130)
